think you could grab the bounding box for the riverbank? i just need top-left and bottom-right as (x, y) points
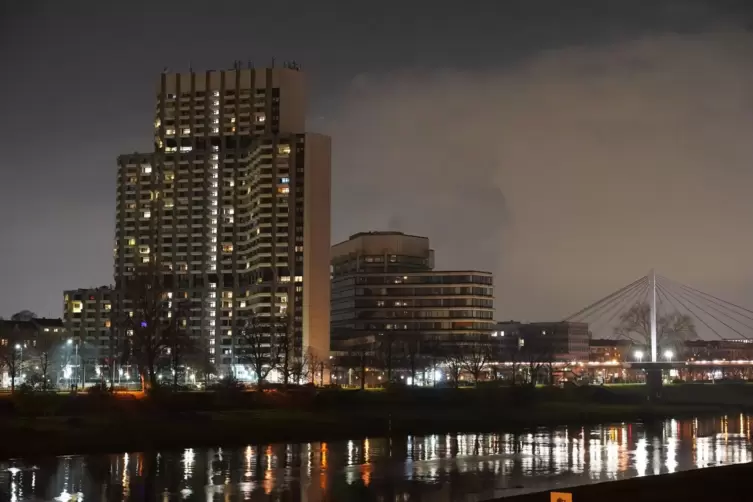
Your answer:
(1, 383), (747, 458)
(501, 461), (753, 501)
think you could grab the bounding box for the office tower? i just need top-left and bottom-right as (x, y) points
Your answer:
(330, 231), (494, 349)
(114, 65), (331, 376)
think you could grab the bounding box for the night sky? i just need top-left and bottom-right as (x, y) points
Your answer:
(2, 0), (753, 325)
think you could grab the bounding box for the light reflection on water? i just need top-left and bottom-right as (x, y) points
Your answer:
(1, 415), (751, 501)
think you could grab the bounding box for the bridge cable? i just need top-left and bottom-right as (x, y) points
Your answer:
(658, 275), (753, 325)
(665, 283), (753, 332)
(659, 282), (751, 340)
(563, 275), (647, 322)
(656, 282), (727, 342)
(579, 277), (648, 329)
(610, 283), (678, 345)
(593, 278), (650, 337)
(658, 275), (753, 319)
(668, 285), (753, 341)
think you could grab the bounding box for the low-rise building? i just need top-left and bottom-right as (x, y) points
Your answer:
(493, 321), (590, 362)
(589, 338), (634, 362)
(63, 287), (114, 380)
(0, 318), (66, 388)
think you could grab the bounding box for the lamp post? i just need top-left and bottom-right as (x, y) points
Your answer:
(664, 349), (674, 362)
(13, 343), (23, 388)
(634, 350), (644, 363)
(67, 338), (79, 389)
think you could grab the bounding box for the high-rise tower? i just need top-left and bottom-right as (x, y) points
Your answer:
(114, 65), (331, 376)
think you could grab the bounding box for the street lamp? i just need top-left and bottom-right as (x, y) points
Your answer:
(664, 349), (674, 362)
(67, 338), (79, 389)
(13, 344), (23, 385)
(634, 351), (644, 363)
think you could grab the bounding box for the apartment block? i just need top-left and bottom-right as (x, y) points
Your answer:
(62, 287), (113, 359)
(114, 65), (331, 376)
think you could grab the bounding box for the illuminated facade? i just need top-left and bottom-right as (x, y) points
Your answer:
(331, 232), (494, 349)
(62, 287), (113, 363)
(114, 65), (331, 374)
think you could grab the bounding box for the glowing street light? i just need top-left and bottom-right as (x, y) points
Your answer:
(634, 351), (644, 362)
(664, 349), (674, 362)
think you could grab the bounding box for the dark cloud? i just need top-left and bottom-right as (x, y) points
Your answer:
(324, 30), (753, 324)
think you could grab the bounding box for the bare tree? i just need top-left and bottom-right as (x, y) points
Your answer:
(125, 264), (170, 390)
(10, 311), (37, 322)
(0, 331), (24, 393)
(275, 318), (295, 387)
(462, 342), (491, 385)
(441, 338), (464, 388)
(399, 338), (425, 386)
(162, 300), (194, 391)
(614, 302), (698, 355)
(237, 314), (281, 389)
(30, 330), (61, 392)
(521, 336), (551, 387)
(289, 350), (308, 385)
(376, 332), (397, 384)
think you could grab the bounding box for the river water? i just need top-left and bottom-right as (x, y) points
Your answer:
(1, 415), (751, 501)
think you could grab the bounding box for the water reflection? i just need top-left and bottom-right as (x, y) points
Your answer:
(1, 415), (751, 501)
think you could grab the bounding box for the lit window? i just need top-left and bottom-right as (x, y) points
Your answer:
(139, 245), (150, 254)
(280, 276), (291, 283)
(295, 276), (303, 282)
(277, 144), (291, 156)
(128, 238), (136, 246)
(165, 129), (175, 136)
(105, 320), (111, 328)
(212, 118), (219, 124)
(222, 244), (233, 252)
(280, 177), (290, 183)
(72, 301), (83, 314)
(212, 91), (219, 97)
(164, 172), (174, 181)
(255, 113), (266, 124)
(142, 165), (152, 174)
(142, 210), (151, 219)
(164, 199), (174, 208)
(278, 187), (289, 194)
(182, 128), (190, 135)
(180, 146), (192, 153)
(141, 256), (150, 263)
(212, 127), (219, 134)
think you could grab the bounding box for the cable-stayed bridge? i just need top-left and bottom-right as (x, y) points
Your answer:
(565, 270), (753, 366)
